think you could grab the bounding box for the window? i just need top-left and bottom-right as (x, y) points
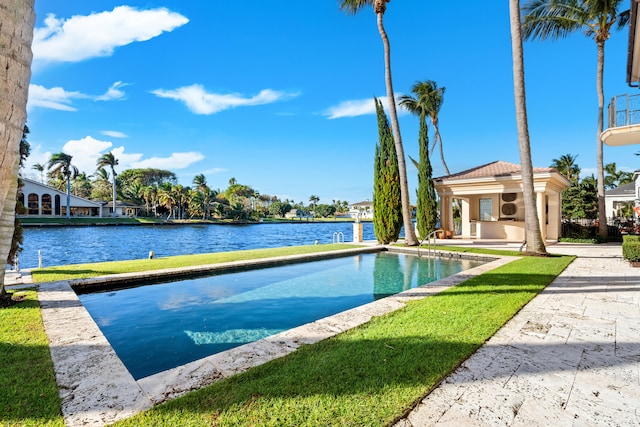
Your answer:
(479, 198), (492, 221)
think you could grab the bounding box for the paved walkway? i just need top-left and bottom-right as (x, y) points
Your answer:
(395, 242), (640, 426)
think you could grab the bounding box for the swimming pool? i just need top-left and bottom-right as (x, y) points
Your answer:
(78, 252), (484, 379)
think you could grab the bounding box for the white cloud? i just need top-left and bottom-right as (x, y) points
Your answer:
(132, 152), (205, 169)
(59, 136), (203, 173)
(101, 130), (128, 138)
(29, 82), (131, 111)
(323, 96), (406, 119)
(32, 6), (189, 65)
(108, 146), (145, 169)
(27, 84), (86, 111)
(23, 135), (203, 179)
(201, 167), (227, 175)
(62, 136), (115, 173)
(151, 84), (300, 115)
(96, 81), (128, 101)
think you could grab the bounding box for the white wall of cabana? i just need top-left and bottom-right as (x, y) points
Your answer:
(434, 161), (570, 241)
(18, 177), (103, 217)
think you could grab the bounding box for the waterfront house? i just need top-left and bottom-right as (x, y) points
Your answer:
(18, 177), (104, 217)
(102, 201), (143, 218)
(349, 201), (373, 219)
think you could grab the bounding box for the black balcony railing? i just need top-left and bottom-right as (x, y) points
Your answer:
(607, 94), (640, 128)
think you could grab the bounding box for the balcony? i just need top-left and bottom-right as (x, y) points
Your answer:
(602, 94), (640, 146)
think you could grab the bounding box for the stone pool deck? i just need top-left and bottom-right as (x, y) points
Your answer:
(394, 241), (640, 426)
(5, 241), (639, 426)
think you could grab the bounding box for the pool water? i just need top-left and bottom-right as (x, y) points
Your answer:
(78, 252), (483, 379)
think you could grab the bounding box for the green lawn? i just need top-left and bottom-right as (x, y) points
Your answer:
(31, 244), (360, 283)
(1, 248), (574, 427)
(0, 291), (64, 427)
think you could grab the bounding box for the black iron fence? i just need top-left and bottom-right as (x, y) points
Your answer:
(561, 220), (623, 241)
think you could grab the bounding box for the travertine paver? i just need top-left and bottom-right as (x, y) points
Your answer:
(395, 243), (640, 426)
(38, 280), (153, 426)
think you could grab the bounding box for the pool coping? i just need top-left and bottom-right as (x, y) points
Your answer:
(37, 245), (517, 427)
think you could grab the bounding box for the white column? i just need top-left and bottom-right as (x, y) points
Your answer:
(461, 198), (471, 237)
(440, 196), (450, 231)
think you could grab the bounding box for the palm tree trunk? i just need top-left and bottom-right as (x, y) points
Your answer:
(66, 176), (71, 219)
(509, 0), (546, 255)
(596, 40), (608, 238)
(112, 178), (117, 218)
(432, 120), (450, 175)
(0, 0), (35, 297)
(376, 12), (418, 246)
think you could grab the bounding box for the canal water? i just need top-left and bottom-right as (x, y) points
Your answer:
(17, 222), (377, 269)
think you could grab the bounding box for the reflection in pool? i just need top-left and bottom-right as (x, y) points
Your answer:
(78, 252), (484, 379)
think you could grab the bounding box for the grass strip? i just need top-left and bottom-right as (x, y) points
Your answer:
(395, 243), (526, 257)
(31, 244), (361, 283)
(114, 255), (573, 427)
(432, 245), (525, 257)
(0, 290), (64, 427)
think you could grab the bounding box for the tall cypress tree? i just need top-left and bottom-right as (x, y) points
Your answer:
(415, 113), (438, 239)
(373, 97), (402, 244)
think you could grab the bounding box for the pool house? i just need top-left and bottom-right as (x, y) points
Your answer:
(434, 161), (570, 241)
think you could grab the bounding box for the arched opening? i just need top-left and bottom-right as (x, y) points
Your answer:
(28, 193), (39, 215)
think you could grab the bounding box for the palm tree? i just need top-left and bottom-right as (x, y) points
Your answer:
(158, 183), (176, 220)
(47, 152), (79, 219)
(340, 0), (417, 245)
(604, 162), (633, 189)
(522, 0), (630, 238)
(140, 185), (158, 217)
(72, 172), (92, 199)
(510, 0), (547, 255)
(400, 80), (449, 175)
(192, 174), (210, 219)
(96, 152), (119, 218)
(32, 163), (45, 183)
(91, 167), (112, 201)
(550, 153), (580, 182)
(0, 0), (35, 298)
(309, 195), (320, 215)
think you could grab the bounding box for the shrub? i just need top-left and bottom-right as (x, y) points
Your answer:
(622, 236), (640, 262)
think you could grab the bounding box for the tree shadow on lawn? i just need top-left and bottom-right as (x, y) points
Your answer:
(138, 331), (640, 426)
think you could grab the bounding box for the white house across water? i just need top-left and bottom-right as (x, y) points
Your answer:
(18, 177), (103, 217)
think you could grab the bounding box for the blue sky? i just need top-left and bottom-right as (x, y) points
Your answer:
(24, 1), (639, 205)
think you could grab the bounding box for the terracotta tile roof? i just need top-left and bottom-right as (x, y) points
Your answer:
(434, 160), (556, 181)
